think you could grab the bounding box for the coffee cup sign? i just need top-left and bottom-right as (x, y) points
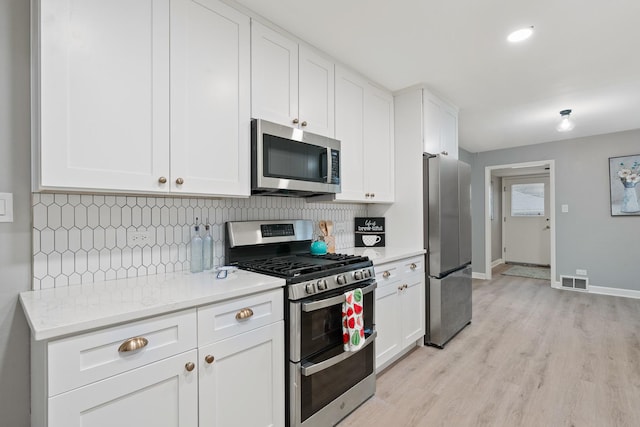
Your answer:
(355, 217), (385, 247)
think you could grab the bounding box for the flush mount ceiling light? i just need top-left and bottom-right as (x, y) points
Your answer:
(507, 26), (534, 43)
(556, 109), (575, 132)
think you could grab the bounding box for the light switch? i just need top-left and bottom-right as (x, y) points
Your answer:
(561, 204), (569, 213)
(0, 193), (14, 223)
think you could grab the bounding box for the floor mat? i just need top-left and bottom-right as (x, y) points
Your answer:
(501, 265), (550, 280)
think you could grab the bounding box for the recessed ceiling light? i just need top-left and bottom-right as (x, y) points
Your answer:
(507, 26), (534, 43)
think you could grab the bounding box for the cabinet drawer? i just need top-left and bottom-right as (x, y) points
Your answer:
(198, 288), (283, 346)
(375, 263), (399, 283)
(402, 256), (424, 275)
(48, 309), (197, 396)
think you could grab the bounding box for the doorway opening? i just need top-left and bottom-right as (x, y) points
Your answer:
(484, 160), (556, 285)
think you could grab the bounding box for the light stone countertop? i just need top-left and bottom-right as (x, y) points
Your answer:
(344, 247), (426, 265)
(20, 269), (285, 341)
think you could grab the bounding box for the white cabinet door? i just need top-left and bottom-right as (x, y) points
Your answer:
(170, 0), (250, 196)
(334, 66), (366, 201)
(441, 103), (459, 159)
(37, 0), (171, 193)
(198, 322), (285, 427)
(48, 350), (198, 427)
(298, 46), (335, 137)
(423, 90), (458, 159)
(375, 282), (402, 369)
(251, 21), (299, 128)
(251, 22), (335, 138)
(364, 84), (395, 203)
(401, 276), (425, 345)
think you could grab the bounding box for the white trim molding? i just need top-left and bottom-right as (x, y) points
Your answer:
(588, 285), (640, 300)
(491, 258), (504, 268)
(472, 272), (487, 280)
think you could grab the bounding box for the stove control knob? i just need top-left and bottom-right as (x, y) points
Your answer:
(316, 279), (327, 290)
(305, 283), (315, 294)
(353, 271), (363, 280)
(336, 275), (347, 285)
(364, 269), (371, 278)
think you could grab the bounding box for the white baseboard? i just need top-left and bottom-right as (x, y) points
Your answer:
(588, 285), (640, 300)
(472, 272), (487, 280)
(552, 282), (640, 300)
(491, 258), (504, 268)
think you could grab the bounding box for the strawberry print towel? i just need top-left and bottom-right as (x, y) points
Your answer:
(342, 288), (364, 352)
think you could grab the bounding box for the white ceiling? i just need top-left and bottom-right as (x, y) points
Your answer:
(231, 0), (640, 153)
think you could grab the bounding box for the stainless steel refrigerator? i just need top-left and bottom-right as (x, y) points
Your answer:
(423, 154), (472, 348)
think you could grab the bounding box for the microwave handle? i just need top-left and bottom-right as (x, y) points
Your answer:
(301, 282), (376, 313)
(325, 147), (332, 183)
(300, 330), (377, 376)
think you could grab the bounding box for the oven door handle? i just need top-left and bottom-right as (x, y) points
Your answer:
(301, 282), (377, 313)
(300, 330), (377, 377)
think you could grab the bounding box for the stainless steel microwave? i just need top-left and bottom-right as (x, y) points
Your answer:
(251, 119), (341, 197)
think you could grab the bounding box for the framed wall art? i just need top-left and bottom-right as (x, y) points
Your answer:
(609, 154), (640, 216)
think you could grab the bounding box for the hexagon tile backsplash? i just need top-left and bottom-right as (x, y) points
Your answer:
(32, 193), (368, 290)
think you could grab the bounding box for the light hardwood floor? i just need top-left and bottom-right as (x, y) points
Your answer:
(339, 267), (640, 427)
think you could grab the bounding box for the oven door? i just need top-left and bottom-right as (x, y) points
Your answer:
(288, 281), (376, 427)
(289, 281), (376, 362)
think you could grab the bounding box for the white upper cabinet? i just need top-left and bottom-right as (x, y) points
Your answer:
(35, 0), (171, 193)
(335, 66), (394, 203)
(363, 84), (395, 203)
(251, 21), (335, 138)
(170, 0), (250, 196)
(34, 0), (251, 196)
(423, 89), (459, 158)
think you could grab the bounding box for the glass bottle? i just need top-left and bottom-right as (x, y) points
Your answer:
(190, 223), (203, 273)
(203, 224), (213, 270)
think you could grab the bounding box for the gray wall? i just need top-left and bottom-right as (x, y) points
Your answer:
(0, 0), (32, 425)
(469, 129), (640, 290)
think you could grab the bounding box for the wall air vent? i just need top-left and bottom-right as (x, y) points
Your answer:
(560, 275), (589, 292)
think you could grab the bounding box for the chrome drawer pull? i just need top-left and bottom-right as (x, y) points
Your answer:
(235, 308), (254, 320)
(410, 263), (417, 270)
(382, 271), (390, 278)
(118, 337), (149, 353)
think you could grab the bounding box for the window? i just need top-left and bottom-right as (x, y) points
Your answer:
(511, 183), (544, 216)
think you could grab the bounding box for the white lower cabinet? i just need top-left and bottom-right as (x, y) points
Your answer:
(32, 289), (285, 427)
(198, 322), (284, 426)
(374, 256), (425, 372)
(49, 350), (199, 427)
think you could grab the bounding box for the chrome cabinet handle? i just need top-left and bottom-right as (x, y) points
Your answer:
(441, 151), (448, 155)
(301, 121), (307, 127)
(176, 177), (184, 185)
(410, 263), (417, 270)
(118, 337), (148, 353)
(292, 118), (299, 124)
(158, 176), (167, 184)
(185, 362), (195, 372)
(382, 271), (390, 278)
(235, 308), (254, 320)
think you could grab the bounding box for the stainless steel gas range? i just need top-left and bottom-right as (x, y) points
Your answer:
(225, 220), (377, 427)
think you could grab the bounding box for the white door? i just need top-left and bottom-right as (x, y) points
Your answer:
(198, 322), (284, 427)
(49, 350), (198, 427)
(250, 21), (299, 127)
(334, 66), (366, 202)
(364, 84), (395, 203)
(503, 176), (551, 265)
(298, 46), (335, 137)
(374, 282), (402, 370)
(39, 0), (171, 193)
(170, 0), (250, 196)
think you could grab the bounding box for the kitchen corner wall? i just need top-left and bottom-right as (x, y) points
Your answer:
(32, 193), (367, 290)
